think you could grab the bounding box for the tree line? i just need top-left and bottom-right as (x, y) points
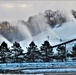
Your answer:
(0, 40), (76, 63)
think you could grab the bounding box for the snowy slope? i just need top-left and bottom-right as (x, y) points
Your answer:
(20, 22), (76, 53)
(53, 22), (76, 52)
(33, 27), (60, 46)
(53, 22), (76, 41)
(33, 22), (76, 46)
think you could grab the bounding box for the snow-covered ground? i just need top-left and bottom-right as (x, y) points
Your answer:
(0, 62), (76, 73)
(0, 62), (76, 69)
(22, 68), (76, 74)
(53, 22), (76, 41)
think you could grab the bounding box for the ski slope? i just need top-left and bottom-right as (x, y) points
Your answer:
(33, 27), (60, 46)
(20, 22), (76, 53)
(53, 22), (76, 41)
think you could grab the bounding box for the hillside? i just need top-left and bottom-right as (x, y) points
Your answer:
(20, 22), (76, 52)
(53, 22), (76, 41)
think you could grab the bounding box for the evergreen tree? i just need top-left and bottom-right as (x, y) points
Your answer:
(0, 41), (11, 63)
(56, 45), (66, 62)
(71, 43), (76, 60)
(11, 42), (25, 63)
(26, 41), (41, 62)
(40, 40), (53, 62)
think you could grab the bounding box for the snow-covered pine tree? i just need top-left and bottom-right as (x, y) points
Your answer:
(0, 41), (11, 63)
(26, 41), (41, 62)
(40, 40), (53, 62)
(11, 42), (25, 63)
(56, 45), (66, 62)
(71, 43), (76, 60)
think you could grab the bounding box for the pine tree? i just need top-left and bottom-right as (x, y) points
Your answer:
(0, 41), (11, 63)
(40, 40), (53, 62)
(11, 42), (25, 63)
(71, 43), (76, 60)
(56, 45), (66, 62)
(26, 41), (41, 62)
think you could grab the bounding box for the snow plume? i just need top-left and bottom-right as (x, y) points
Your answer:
(20, 27), (61, 52)
(0, 34), (11, 47)
(27, 13), (50, 36)
(19, 39), (32, 53)
(15, 21), (32, 41)
(33, 27), (61, 47)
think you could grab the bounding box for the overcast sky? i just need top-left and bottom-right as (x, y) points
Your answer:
(0, 0), (76, 21)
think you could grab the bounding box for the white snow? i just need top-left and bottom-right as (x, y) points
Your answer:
(0, 34), (12, 47)
(53, 22), (76, 41)
(0, 62), (76, 73)
(19, 22), (76, 53)
(0, 62), (76, 69)
(27, 13), (50, 35)
(33, 27), (60, 46)
(34, 21), (76, 46)
(19, 39), (33, 53)
(22, 68), (76, 73)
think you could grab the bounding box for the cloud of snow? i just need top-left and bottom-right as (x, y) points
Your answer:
(0, 34), (12, 47)
(15, 21), (33, 41)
